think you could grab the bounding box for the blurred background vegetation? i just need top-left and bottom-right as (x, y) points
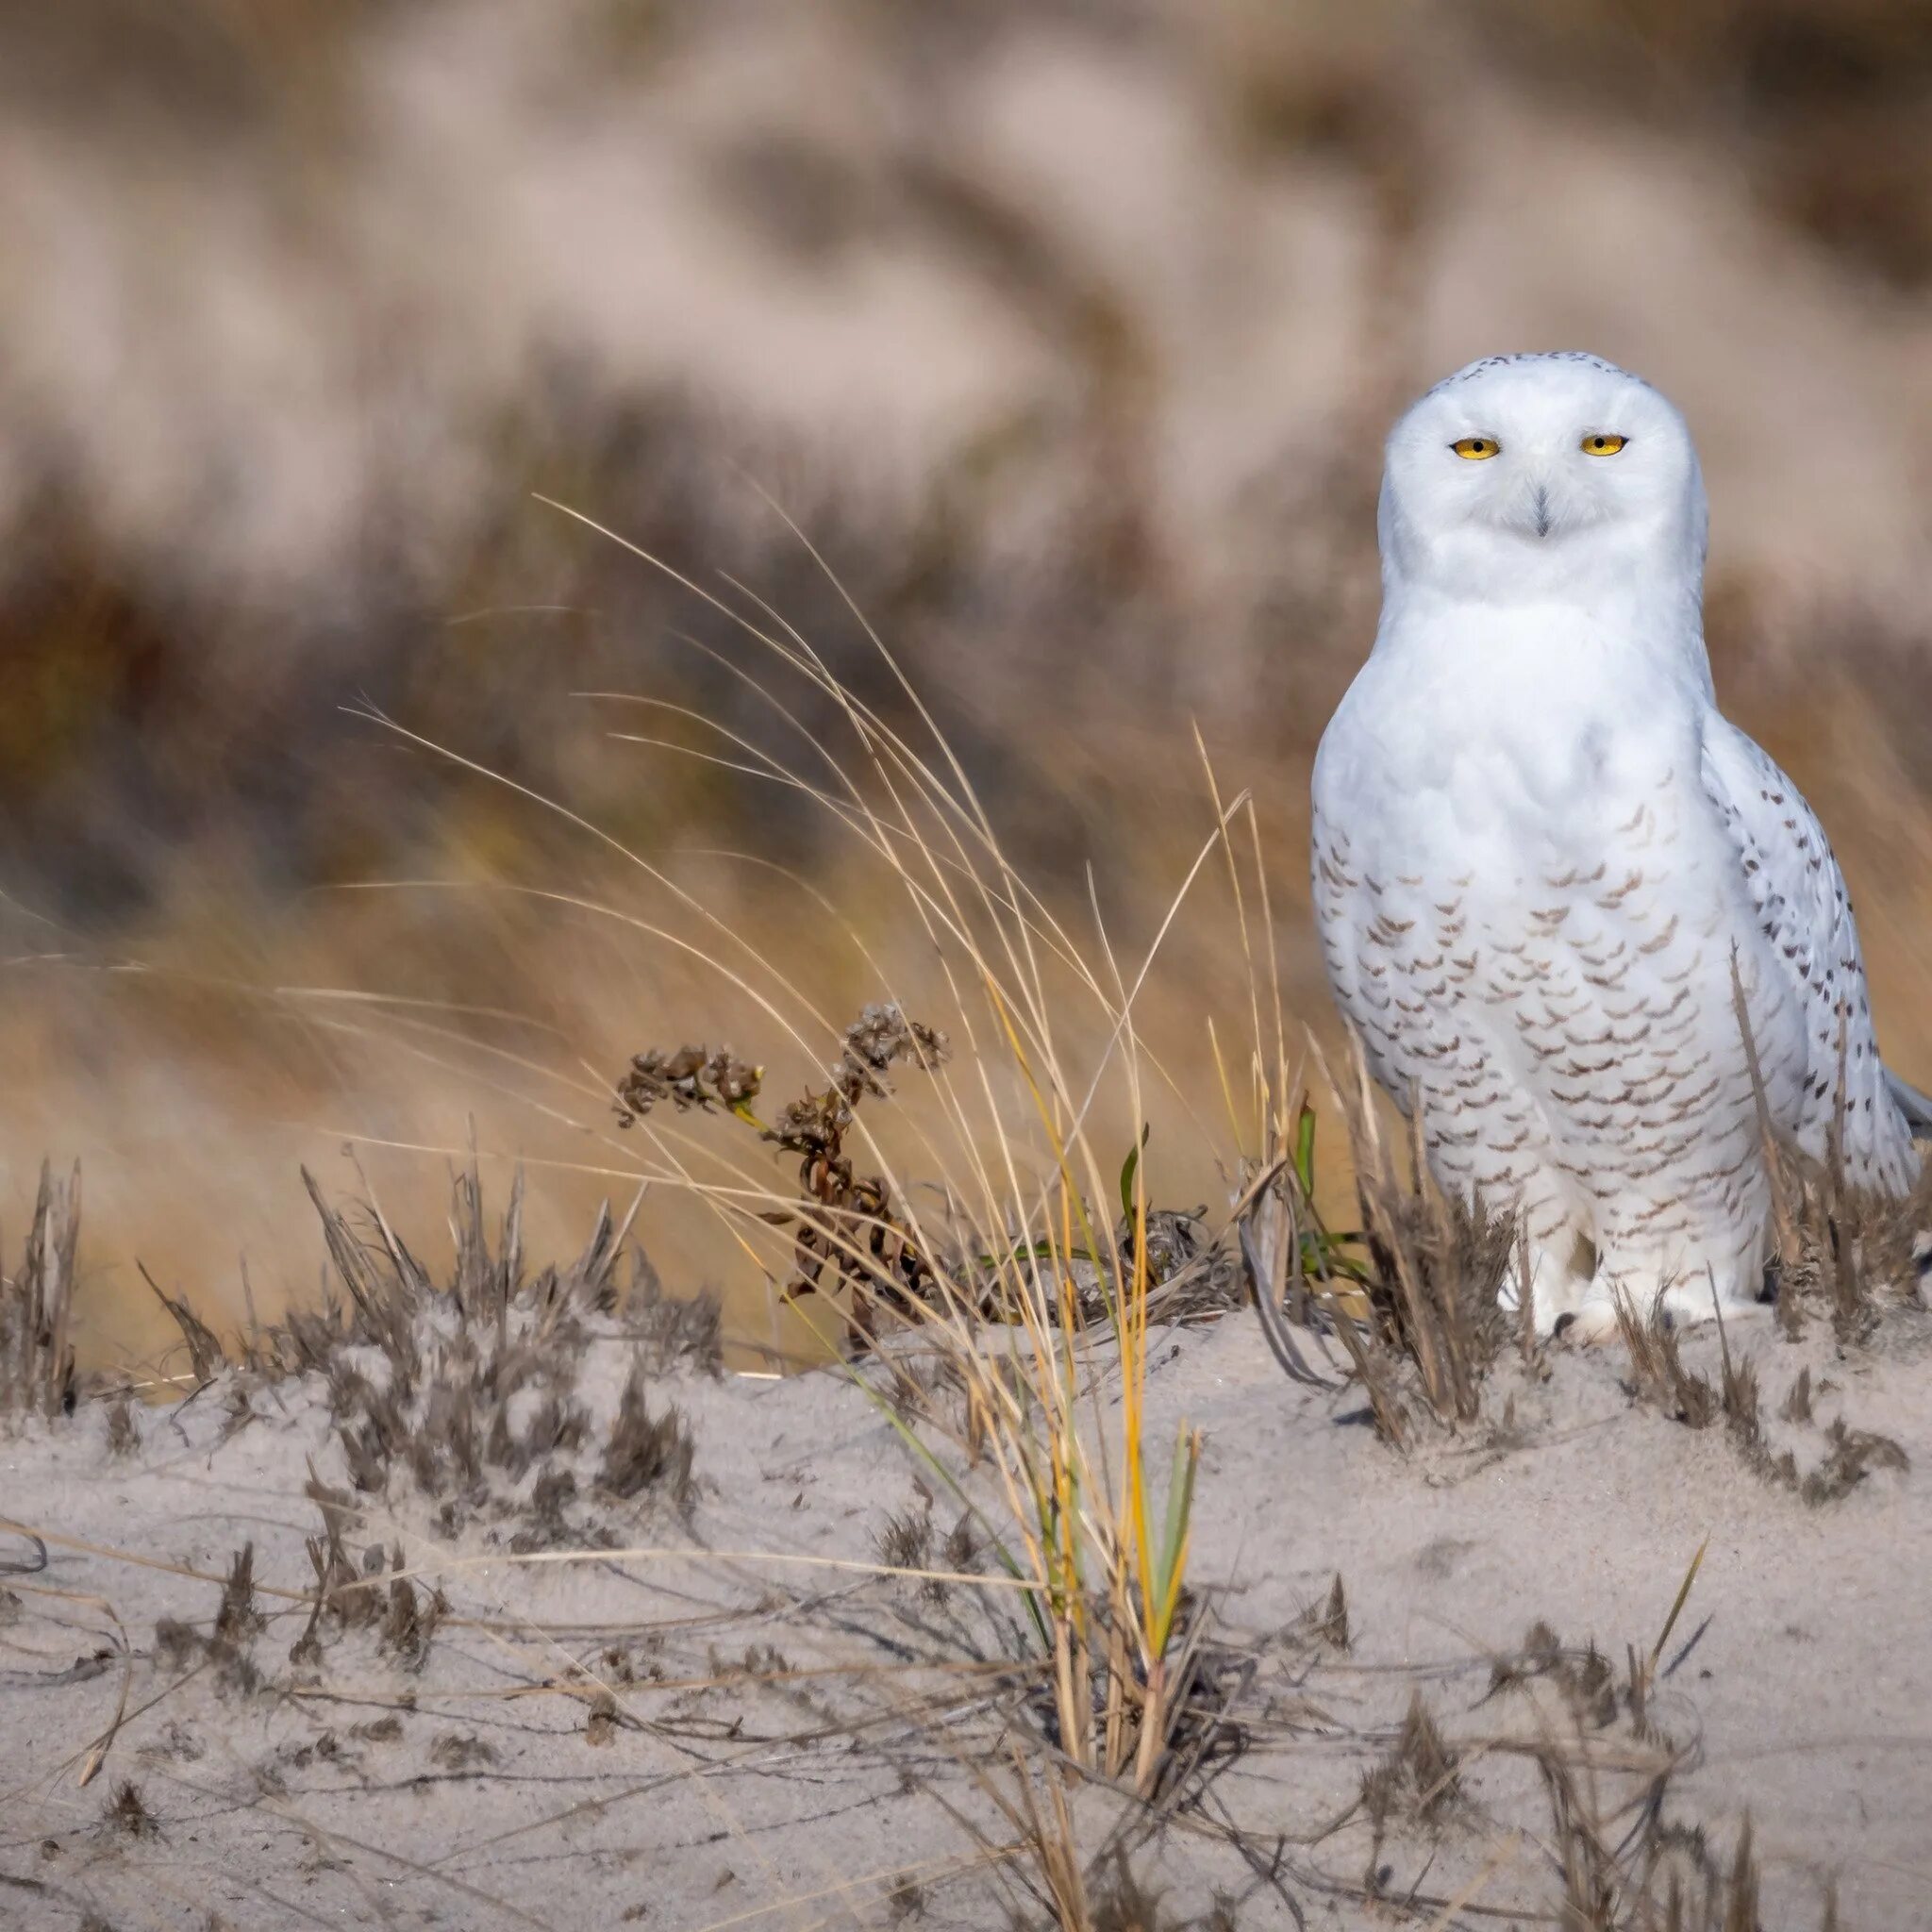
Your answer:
(4, 0), (1931, 1372)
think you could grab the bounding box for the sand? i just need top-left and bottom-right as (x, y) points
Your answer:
(3, 1290), (1929, 1931)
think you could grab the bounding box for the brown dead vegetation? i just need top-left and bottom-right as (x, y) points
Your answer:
(0, 1160), (80, 1421)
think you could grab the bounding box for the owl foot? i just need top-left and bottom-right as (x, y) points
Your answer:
(1501, 1226), (1599, 1336)
(1549, 1298), (1622, 1346)
(1655, 1278), (1776, 1333)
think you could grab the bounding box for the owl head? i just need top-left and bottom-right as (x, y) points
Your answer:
(1376, 353), (1708, 606)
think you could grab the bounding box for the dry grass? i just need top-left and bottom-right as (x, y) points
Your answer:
(65, 530), (1254, 1923)
(1612, 1288), (1913, 1510)
(603, 974), (1224, 1798)
(599, 1355), (696, 1519)
(1457, 1602), (1807, 1932)
(100, 1777), (158, 1841)
(333, 508), (1285, 1821)
(1771, 1147), (1932, 1343)
(0, 1159), (80, 1421)
(1614, 1295), (1723, 1433)
(1358, 1690), (1462, 1840)
(229, 1161), (711, 1541)
(1235, 1049), (1523, 1451)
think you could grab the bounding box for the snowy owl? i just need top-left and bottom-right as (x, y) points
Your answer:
(1311, 351), (1930, 1336)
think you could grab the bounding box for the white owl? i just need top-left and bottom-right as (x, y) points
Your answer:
(1311, 352), (1929, 1336)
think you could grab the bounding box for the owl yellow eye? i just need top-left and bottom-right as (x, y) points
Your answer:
(1581, 432), (1627, 456)
(1452, 436), (1500, 460)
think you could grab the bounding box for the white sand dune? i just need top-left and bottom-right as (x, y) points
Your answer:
(4, 1291), (1928, 1929)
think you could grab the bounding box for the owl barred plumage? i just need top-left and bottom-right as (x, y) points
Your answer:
(1311, 352), (1926, 1336)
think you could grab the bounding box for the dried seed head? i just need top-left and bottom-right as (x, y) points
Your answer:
(614, 1046), (761, 1126)
(841, 1003), (948, 1078)
(768, 1090), (851, 1158)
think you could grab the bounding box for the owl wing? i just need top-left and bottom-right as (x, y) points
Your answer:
(1308, 789), (1379, 1073)
(1308, 736), (1443, 1115)
(1698, 713), (1919, 1189)
(1307, 750), (1410, 1107)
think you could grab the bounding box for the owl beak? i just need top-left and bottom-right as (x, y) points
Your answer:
(1531, 485), (1553, 540)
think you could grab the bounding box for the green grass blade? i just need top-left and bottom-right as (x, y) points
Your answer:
(1147, 1423), (1199, 1654)
(1119, 1124), (1150, 1221)
(1294, 1103), (1319, 1198)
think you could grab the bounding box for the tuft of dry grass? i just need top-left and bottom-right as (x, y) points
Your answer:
(598, 1354), (696, 1520)
(1358, 1690), (1462, 1839)
(1802, 1417), (1910, 1507)
(1237, 1053), (1519, 1448)
(234, 1162), (713, 1541)
(213, 1542), (264, 1648)
(1615, 1295), (1721, 1431)
(152, 1541), (267, 1697)
(1811, 1150), (1932, 1338)
(1340, 1062), (1519, 1433)
(290, 1479), (381, 1665)
(501, 528), (1277, 1818)
(140, 1262), (225, 1387)
(1615, 1291), (1910, 1507)
(428, 1730), (498, 1773)
(1747, 1014), (1932, 1342)
(376, 1544), (447, 1674)
(1294, 1574), (1351, 1656)
(617, 984), (1240, 1801)
(101, 1778), (158, 1840)
(1466, 1604), (1802, 1932)
(1487, 1620), (1620, 1728)
(1085, 1850), (1179, 1932)
(1780, 1366), (1813, 1424)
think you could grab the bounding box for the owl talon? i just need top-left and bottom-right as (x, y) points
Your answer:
(1552, 1299), (1622, 1346)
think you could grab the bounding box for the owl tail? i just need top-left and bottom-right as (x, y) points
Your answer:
(1888, 1068), (1932, 1141)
